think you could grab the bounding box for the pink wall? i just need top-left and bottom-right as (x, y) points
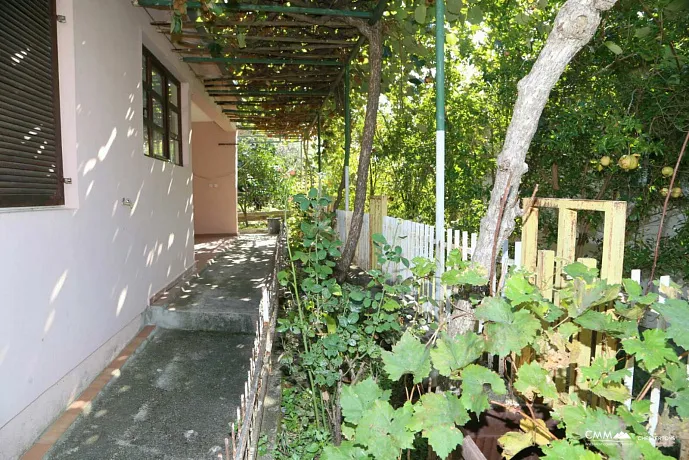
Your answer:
(192, 122), (238, 235)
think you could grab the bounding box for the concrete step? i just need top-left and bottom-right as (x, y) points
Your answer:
(144, 305), (258, 333)
(146, 234), (276, 334)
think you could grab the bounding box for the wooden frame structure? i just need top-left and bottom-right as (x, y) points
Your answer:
(521, 197), (627, 396)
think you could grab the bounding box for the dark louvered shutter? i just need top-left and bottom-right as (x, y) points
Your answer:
(0, 0), (63, 207)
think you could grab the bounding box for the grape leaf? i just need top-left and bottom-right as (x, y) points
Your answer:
(382, 330), (431, 383)
(407, 392), (468, 458)
(476, 297), (514, 323)
(520, 418), (551, 446)
(514, 361), (558, 401)
(667, 390), (689, 421)
(484, 310), (540, 357)
(459, 364), (506, 414)
(561, 278), (620, 318)
(558, 322), (580, 340)
(430, 332), (485, 378)
(638, 441), (676, 459)
(662, 363), (689, 393)
(553, 404), (588, 438)
(578, 357), (631, 402)
(504, 271), (544, 306)
(616, 400), (651, 435)
(411, 257), (434, 277)
(497, 431), (533, 459)
(563, 261), (599, 281)
(321, 442), (369, 460)
(355, 400), (414, 460)
(340, 378), (391, 424)
(541, 439), (603, 459)
(621, 329), (677, 372)
(574, 310), (638, 338)
(441, 267), (488, 286)
(654, 298), (689, 349)
(555, 406), (627, 458)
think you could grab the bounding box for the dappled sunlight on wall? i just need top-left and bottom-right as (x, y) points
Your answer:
(0, 2), (198, 453)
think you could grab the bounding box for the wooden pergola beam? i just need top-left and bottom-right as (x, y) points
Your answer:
(184, 56), (343, 66)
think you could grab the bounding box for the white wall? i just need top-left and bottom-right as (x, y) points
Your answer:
(0, 1), (231, 458)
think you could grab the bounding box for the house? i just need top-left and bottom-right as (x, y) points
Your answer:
(0, 1), (239, 457)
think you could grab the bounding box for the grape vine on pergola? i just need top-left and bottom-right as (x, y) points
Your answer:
(135, 0), (385, 139)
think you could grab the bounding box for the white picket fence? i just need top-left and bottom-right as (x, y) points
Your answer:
(335, 210), (522, 286)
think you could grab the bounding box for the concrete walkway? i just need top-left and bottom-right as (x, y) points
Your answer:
(46, 234), (276, 460)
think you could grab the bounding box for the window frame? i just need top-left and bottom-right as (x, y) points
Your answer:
(142, 47), (183, 166)
(0, 0), (64, 208)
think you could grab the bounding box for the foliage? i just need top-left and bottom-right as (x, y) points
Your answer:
(276, 189), (412, 438)
(273, 386), (331, 460)
(324, 260), (687, 459)
(237, 134), (301, 223)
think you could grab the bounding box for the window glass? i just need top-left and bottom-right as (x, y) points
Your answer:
(169, 111), (179, 136)
(152, 98), (164, 127)
(152, 131), (164, 157)
(168, 82), (179, 107)
(169, 140), (178, 164)
(151, 68), (163, 95)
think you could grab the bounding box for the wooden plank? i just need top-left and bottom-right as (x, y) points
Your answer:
(601, 201), (627, 283)
(530, 197), (624, 212)
(570, 257), (598, 401)
(368, 196), (387, 269)
(520, 205), (539, 273)
(536, 250), (555, 302)
(555, 208), (578, 290)
(460, 434), (487, 460)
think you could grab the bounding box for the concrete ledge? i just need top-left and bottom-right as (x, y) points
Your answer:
(258, 352), (282, 460)
(145, 305), (257, 333)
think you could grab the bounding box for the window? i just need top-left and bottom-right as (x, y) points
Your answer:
(0, 0), (64, 207)
(142, 47), (182, 165)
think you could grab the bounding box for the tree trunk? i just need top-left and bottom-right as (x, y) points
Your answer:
(335, 20), (383, 281)
(471, 0), (617, 276)
(332, 163), (346, 211)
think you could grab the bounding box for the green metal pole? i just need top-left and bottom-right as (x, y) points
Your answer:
(344, 63), (351, 215)
(435, 0), (446, 298)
